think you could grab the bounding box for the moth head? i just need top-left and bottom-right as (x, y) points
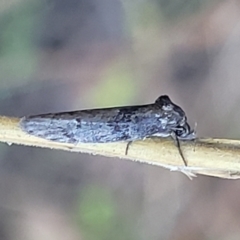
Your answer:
(155, 95), (185, 118)
(175, 122), (196, 140)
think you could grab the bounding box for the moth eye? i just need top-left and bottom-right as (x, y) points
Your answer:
(175, 126), (187, 137)
(175, 122), (192, 137)
(176, 129), (184, 136)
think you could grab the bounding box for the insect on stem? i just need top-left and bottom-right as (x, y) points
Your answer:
(20, 95), (196, 166)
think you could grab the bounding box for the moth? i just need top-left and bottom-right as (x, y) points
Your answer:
(20, 95), (196, 165)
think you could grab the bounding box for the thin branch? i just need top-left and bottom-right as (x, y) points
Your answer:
(0, 116), (240, 179)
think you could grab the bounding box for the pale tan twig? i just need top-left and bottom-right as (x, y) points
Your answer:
(0, 116), (240, 179)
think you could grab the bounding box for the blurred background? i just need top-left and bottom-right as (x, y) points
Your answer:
(0, 0), (240, 239)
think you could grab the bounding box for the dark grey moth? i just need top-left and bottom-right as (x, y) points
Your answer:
(20, 95), (195, 165)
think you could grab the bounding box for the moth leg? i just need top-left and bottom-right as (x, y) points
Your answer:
(125, 141), (132, 155)
(170, 132), (187, 166)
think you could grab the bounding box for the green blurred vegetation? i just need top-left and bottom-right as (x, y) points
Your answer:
(76, 185), (138, 240)
(0, 0), (43, 87)
(87, 60), (140, 106)
(157, 0), (213, 21)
